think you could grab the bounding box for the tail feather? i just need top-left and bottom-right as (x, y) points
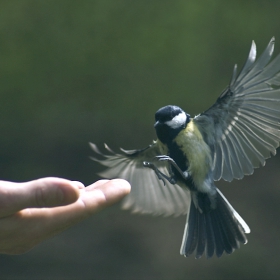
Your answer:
(216, 208), (238, 250)
(210, 211), (227, 257)
(216, 193), (246, 247)
(195, 213), (206, 258)
(180, 188), (250, 258)
(205, 212), (215, 258)
(216, 188), (249, 242)
(182, 202), (198, 257)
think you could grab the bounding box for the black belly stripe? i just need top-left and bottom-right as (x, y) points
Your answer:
(168, 141), (188, 171)
(167, 140), (196, 190)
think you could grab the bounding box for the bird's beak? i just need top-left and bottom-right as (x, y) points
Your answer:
(154, 121), (159, 128)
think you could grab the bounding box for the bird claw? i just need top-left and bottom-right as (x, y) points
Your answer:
(143, 161), (167, 185)
(155, 155), (173, 162)
(155, 155), (189, 180)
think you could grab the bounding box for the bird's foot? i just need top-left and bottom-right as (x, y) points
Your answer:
(155, 155), (189, 180)
(143, 161), (176, 185)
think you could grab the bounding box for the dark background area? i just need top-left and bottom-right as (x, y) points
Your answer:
(1, 1), (280, 279)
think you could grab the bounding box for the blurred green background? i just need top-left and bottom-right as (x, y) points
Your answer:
(1, 0), (280, 279)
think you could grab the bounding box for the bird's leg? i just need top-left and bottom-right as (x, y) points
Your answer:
(143, 161), (177, 185)
(155, 155), (189, 180)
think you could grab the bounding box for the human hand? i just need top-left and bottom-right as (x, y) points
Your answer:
(0, 177), (130, 255)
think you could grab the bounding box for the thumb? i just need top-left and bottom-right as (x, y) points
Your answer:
(0, 177), (83, 218)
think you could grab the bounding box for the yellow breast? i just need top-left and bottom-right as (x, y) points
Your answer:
(174, 119), (212, 187)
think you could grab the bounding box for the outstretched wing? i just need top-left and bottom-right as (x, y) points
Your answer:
(194, 37), (280, 182)
(90, 142), (190, 216)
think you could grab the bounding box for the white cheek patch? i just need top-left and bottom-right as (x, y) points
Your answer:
(165, 112), (187, 129)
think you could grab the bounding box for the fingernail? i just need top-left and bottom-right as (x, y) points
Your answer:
(71, 181), (85, 189)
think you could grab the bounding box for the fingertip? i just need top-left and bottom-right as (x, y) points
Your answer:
(110, 179), (131, 196)
(100, 179), (131, 205)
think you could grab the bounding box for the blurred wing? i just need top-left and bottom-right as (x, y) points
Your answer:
(90, 142), (190, 216)
(194, 37), (280, 182)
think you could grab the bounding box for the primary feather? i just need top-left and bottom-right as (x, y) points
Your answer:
(195, 37), (280, 181)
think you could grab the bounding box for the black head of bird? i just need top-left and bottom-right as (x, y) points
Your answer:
(154, 105), (190, 144)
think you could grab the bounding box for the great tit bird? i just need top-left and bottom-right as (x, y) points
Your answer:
(90, 37), (280, 259)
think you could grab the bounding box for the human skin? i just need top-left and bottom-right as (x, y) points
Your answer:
(0, 177), (131, 254)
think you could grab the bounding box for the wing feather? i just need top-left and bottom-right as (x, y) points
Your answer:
(195, 37), (280, 181)
(224, 132), (243, 178)
(90, 142), (190, 216)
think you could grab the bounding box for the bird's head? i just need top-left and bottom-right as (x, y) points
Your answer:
(154, 105), (190, 143)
